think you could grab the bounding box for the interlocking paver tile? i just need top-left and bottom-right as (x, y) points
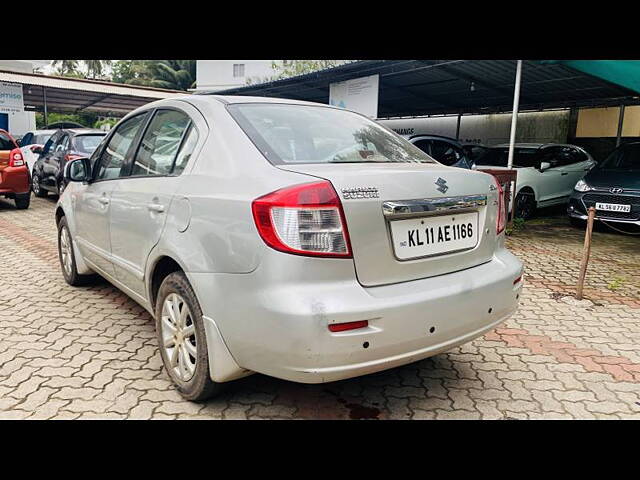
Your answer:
(1, 198), (639, 419)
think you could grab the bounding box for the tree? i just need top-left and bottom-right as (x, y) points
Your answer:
(268, 60), (349, 81)
(110, 60), (196, 90)
(83, 60), (112, 79)
(51, 60), (80, 77)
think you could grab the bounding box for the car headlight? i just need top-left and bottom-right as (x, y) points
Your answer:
(574, 179), (592, 192)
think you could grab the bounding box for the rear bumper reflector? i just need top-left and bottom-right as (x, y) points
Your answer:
(328, 320), (369, 332)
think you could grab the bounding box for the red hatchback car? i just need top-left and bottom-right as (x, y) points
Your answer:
(0, 129), (30, 209)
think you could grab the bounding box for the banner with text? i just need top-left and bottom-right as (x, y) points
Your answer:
(0, 82), (24, 114)
(329, 74), (379, 118)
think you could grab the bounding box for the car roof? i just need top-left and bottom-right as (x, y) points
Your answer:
(194, 94), (340, 109)
(409, 134), (460, 142)
(28, 129), (56, 135)
(58, 128), (106, 136)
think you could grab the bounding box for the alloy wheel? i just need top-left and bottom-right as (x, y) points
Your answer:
(32, 175), (41, 195)
(161, 293), (197, 382)
(59, 226), (73, 277)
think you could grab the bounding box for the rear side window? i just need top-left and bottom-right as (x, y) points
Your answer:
(74, 134), (105, 155)
(0, 132), (16, 150)
(34, 133), (52, 145)
(173, 126), (198, 175)
(131, 109), (191, 176)
(96, 114), (148, 180)
(430, 140), (463, 166)
(20, 133), (33, 146)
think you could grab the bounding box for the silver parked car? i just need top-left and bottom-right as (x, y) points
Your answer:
(56, 96), (524, 401)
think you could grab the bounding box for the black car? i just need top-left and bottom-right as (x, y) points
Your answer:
(408, 135), (473, 169)
(32, 128), (106, 197)
(568, 142), (640, 227)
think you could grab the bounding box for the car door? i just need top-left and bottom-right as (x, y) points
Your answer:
(43, 134), (68, 189)
(37, 132), (59, 182)
(535, 146), (568, 204)
(74, 113), (150, 277)
(109, 107), (200, 298)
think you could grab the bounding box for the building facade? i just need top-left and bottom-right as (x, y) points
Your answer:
(0, 60), (49, 136)
(195, 60), (275, 92)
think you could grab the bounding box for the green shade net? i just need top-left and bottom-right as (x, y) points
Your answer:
(540, 60), (640, 95)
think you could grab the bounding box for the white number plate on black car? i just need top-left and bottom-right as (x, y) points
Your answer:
(390, 212), (479, 260)
(596, 202), (631, 213)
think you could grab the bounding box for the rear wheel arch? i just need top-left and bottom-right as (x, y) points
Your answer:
(149, 255), (185, 309)
(55, 206), (66, 226)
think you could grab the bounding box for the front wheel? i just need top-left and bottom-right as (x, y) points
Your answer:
(155, 271), (224, 401)
(514, 191), (536, 220)
(57, 217), (97, 286)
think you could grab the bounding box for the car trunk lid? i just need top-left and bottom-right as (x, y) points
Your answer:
(277, 162), (500, 287)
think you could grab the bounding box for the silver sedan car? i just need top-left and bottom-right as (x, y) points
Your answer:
(56, 95), (524, 401)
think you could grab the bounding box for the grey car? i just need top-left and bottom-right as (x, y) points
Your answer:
(56, 95), (524, 400)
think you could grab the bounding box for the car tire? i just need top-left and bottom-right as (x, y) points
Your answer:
(155, 271), (223, 402)
(32, 173), (47, 197)
(14, 193), (30, 210)
(569, 217), (586, 229)
(57, 217), (97, 286)
(514, 191), (536, 220)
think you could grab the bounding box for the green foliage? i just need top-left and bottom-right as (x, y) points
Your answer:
(607, 277), (625, 291)
(35, 111), (100, 129)
(110, 60), (196, 90)
(269, 60), (348, 81)
(94, 118), (118, 130)
(51, 60), (112, 79)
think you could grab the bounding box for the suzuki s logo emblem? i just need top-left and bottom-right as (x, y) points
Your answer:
(610, 187), (624, 194)
(435, 177), (449, 194)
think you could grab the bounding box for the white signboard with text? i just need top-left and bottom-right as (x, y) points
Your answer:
(329, 74), (379, 118)
(0, 82), (24, 114)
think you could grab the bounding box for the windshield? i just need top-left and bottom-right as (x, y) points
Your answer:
(475, 147), (539, 168)
(34, 133), (53, 145)
(599, 143), (640, 170)
(74, 134), (105, 154)
(228, 103), (436, 165)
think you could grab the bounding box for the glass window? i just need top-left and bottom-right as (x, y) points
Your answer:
(599, 143), (640, 170)
(41, 132), (60, 155)
(55, 135), (69, 153)
(0, 132), (15, 150)
(20, 133), (33, 147)
(233, 64), (245, 78)
(228, 103), (435, 165)
(476, 147), (540, 168)
(131, 110), (191, 177)
(73, 134), (106, 155)
(96, 113), (147, 180)
(412, 139), (432, 156)
(172, 126), (198, 175)
(430, 140), (463, 166)
(34, 133), (52, 145)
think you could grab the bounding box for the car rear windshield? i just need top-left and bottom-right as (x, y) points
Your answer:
(0, 133), (15, 151)
(34, 133), (53, 145)
(227, 103), (435, 165)
(475, 147), (539, 168)
(74, 134), (105, 154)
(599, 143), (640, 170)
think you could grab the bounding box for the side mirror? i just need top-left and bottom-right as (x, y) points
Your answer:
(30, 145), (43, 154)
(539, 161), (551, 172)
(64, 157), (91, 183)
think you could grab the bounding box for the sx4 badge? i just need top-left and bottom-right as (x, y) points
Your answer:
(341, 187), (379, 199)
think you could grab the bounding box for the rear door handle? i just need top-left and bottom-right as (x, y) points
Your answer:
(560, 172), (569, 176)
(147, 203), (165, 213)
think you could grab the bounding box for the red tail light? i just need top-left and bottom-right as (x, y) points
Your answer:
(8, 149), (25, 167)
(252, 181), (352, 258)
(65, 154), (84, 162)
(495, 177), (506, 235)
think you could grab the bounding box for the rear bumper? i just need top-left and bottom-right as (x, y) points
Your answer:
(0, 166), (30, 195)
(189, 247), (524, 384)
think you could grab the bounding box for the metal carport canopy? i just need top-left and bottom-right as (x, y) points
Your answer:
(0, 70), (186, 117)
(212, 60), (640, 118)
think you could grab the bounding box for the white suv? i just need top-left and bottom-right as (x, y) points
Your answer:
(56, 95), (523, 400)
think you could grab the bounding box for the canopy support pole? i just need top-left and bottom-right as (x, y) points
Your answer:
(616, 104), (625, 147)
(455, 113), (462, 140)
(43, 87), (48, 127)
(507, 60), (522, 169)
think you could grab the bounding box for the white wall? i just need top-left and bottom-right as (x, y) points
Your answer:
(379, 110), (571, 145)
(196, 60), (275, 92)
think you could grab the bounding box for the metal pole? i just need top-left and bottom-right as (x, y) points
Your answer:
(455, 113), (462, 140)
(616, 104), (625, 147)
(43, 87), (48, 128)
(507, 60), (522, 169)
(576, 207), (596, 300)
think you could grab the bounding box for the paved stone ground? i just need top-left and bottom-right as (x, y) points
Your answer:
(0, 196), (638, 419)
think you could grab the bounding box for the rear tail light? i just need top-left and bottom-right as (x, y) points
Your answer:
(64, 154), (84, 162)
(328, 320), (368, 332)
(495, 177), (506, 235)
(252, 181), (352, 258)
(8, 149), (25, 167)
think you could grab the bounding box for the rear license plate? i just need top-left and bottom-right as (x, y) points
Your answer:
(390, 212), (479, 260)
(595, 202), (631, 213)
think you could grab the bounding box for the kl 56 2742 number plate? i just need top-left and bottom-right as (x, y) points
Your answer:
(390, 212), (479, 260)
